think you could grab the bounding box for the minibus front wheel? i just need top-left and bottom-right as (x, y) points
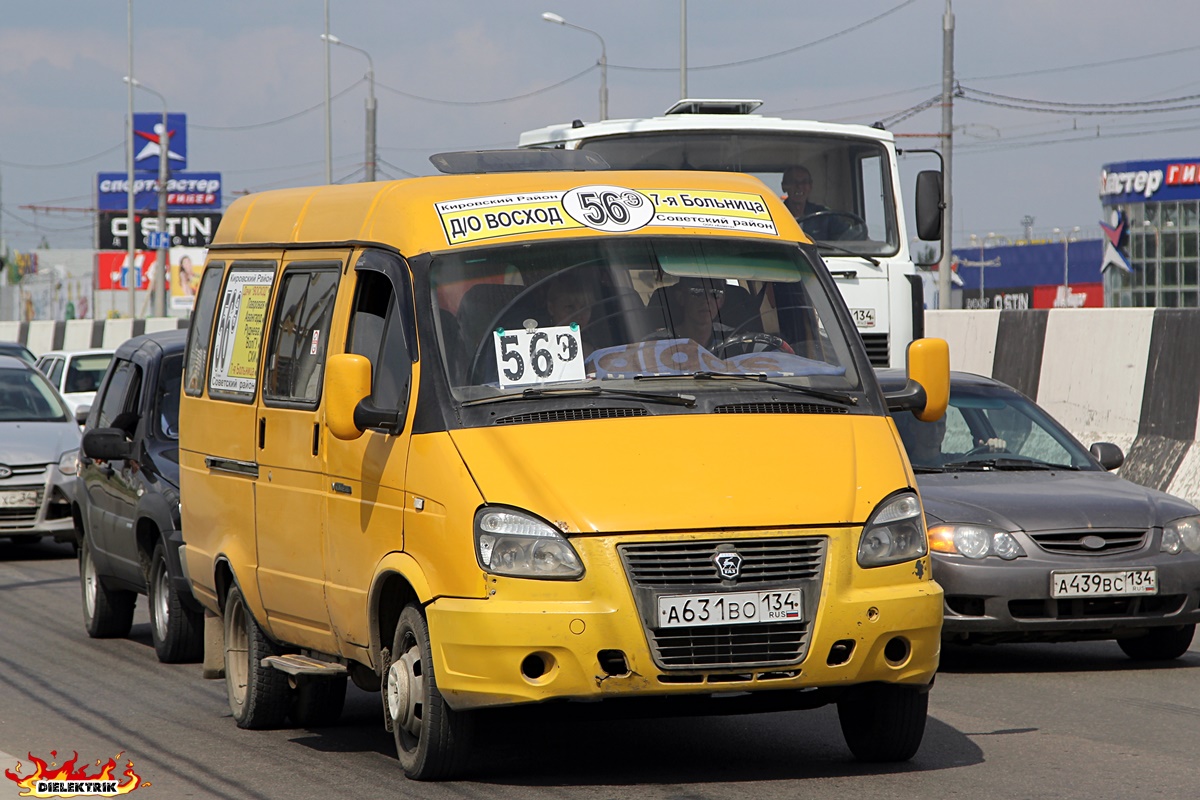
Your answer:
(837, 683), (928, 762)
(386, 605), (475, 780)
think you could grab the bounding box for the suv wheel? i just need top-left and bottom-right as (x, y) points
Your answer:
(79, 536), (135, 638)
(148, 542), (204, 663)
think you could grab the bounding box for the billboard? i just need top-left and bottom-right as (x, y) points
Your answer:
(96, 172), (221, 211)
(133, 112), (187, 171)
(97, 211), (221, 250)
(1100, 158), (1200, 205)
(96, 247), (205, 305)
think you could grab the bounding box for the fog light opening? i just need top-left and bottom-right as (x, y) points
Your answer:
(520, 653), (549, 680)
(597, 649), (629, 676)
(884, 636), (911, 667)
(827, 639), (856, 666)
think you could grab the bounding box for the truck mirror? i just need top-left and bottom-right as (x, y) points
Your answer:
(915, 171), (943, 241)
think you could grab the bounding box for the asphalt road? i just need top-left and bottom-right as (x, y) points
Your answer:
(3, 539), (1199, 800)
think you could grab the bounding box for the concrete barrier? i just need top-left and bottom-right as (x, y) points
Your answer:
(0, 318), (188, 357)
(927, 308), (1200, 508)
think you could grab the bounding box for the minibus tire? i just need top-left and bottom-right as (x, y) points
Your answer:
(149, 542), (203, 663)
(224, 583), (291, 729)
(388, 605), (474, 780)
(837, 683), (927, 762)
(79, 535), (135, 638)
(290, 675), (348, 727)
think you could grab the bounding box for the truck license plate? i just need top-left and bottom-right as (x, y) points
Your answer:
(850, 308), (876, 328)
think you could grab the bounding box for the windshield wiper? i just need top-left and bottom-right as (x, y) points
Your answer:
(460, 385), (696, 408)
(634, 371), (856, 406)
(812, 241), (881, 267)
(940, 457), (1079, 471)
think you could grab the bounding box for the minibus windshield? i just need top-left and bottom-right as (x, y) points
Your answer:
(430, 236), (864, 404)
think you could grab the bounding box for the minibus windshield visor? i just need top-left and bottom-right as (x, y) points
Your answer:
(430, 236), (863, 403)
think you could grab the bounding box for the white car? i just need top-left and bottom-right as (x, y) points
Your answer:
(35, 349), (114, 420)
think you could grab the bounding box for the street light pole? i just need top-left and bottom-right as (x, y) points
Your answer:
(321, 34), (376, 182)
(126, 0), (136, 319)
(541, 13), (607, 120)
(126, 77), (170, 318)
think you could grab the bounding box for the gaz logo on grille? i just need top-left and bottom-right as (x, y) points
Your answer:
(713, 551), (743, 580)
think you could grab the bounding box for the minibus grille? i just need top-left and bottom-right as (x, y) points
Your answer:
(494, 407), (648, 425)
(619, 537), (826, 670)
(620, 537), (825, 585)
(860, 333), (889, 367)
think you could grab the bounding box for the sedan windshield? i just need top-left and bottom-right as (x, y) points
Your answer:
(0, 367), (70, 422)
(892, 384), (1098, 472)
(430, 236), (863, 404)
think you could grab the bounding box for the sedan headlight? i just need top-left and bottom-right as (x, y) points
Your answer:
(474, 507), (584, 580)
(1161, 515), (1200, 555)
(857, 491), (928, 568)
(58, 449), (80, 476)
(928, 523), (1026, 560)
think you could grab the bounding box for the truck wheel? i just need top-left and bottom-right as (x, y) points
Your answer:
(837, 683), (928, 762)
(79, 536), (135, 638)
(385, 605), (474, 780)
(1117, 625), (1196, 661)
(149, 542), (203, 663)
(290, 675), (348, 727)
(223, 583), (291, 729)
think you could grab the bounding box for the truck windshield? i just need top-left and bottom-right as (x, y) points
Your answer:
(574, 132), (898, 256)
(430, 236), (864, 404)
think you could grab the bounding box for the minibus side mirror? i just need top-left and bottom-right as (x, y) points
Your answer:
(326, 354), (404, 440)
(82, 427), (134, 461)
(883, 337), (949, 422)
(915, 170), (943, 241)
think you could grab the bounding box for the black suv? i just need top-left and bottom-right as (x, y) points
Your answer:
(74, 329), (203, 662)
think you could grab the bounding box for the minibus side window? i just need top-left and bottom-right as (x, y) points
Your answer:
(347, 270), (411, 411)
(183, 262), (224, 397)
(263, 268), (339, 406)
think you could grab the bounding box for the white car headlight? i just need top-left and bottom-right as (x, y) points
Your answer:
(1161, 515), (1200, 555)
(58, 449), (80, 476)
(929, 523), (1026, 560)
(474, 507), (584, 580)
(857, 492), (928, 568)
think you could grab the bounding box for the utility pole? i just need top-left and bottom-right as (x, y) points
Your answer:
(155, 105), (169, 317)
(680, 0), (688, 99)
(936, 0), (955, 310)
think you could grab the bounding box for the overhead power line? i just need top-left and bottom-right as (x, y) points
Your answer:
(376, 65), (595, 106)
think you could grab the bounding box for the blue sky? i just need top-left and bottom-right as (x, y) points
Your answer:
(2, 0), (1199, 251)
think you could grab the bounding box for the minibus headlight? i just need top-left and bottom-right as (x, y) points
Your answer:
(857, 492), (928, 568)
(1162, 515), (1200, 555)
(474, 508), (584, 580)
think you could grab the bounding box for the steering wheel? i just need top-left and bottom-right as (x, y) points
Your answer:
(960, 443), (994, 458)
(797, 210), (868, 241)
(712, 332), (793, 358)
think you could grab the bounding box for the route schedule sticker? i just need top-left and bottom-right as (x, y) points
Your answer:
(209, 267), (275, 396)
(494, 325), (586, 388)
(437, 185), (777, 245)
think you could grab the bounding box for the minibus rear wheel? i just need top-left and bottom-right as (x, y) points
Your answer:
(223, 583), (290, 729)
(387, 605), (475, 780)
(837, 683), (928, 762)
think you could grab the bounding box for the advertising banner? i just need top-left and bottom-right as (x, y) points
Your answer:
(96, 172), (222, 211)
(97, 211), (220, 250)
(133, 112), (187, 171)
(96, 247), (206, 299)
(962, 283), (1104, 310)
(1100, 159), (1200, 205)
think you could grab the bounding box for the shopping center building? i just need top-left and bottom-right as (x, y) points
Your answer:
(1100, 158), (1200, 308)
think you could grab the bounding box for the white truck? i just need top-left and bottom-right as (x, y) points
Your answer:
(519, 99), (943, 368)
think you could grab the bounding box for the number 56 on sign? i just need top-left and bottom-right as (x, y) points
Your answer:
(494, 325), (586, 388)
